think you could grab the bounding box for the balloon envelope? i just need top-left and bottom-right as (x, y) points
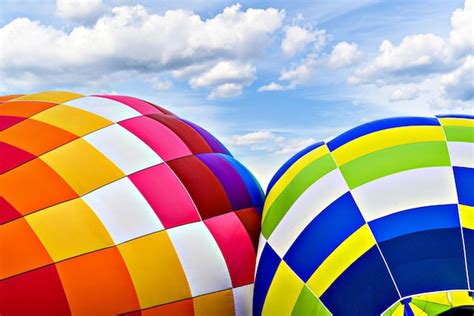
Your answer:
(254, 115), (474, 315)
(0, 91), (263, 315)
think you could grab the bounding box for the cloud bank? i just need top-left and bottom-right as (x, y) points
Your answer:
(1, 4), (284, 98)
(349, 0), (473, 108)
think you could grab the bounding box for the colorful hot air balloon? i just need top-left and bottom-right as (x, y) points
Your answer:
(254, 115), (474, 315)
(0, 91), (263, 315)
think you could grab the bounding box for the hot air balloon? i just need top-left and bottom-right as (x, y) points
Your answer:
(0, 91), (263, 315)
(254, 115), (474, 315)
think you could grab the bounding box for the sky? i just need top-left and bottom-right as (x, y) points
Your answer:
(1, 0), (473, 188)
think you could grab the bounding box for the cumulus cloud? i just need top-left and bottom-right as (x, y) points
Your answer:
(258, 53), (319, 92)
(349, 0), (473, 107)
(262, 15), (367, 92)
(279, 53), (318, 87)
(229, 131), (315, 155)
(328, 41), (362, 69)
(230, 131), (278, 145)
(188, 60), (256, 98)
(349, 34), (447, 84)
(258, 17), (331, 92)
(260, 39), (364, 92)
(55, 0), (104, 22)
(257, 82), (288, 92)
(441, 55), (474, 101)
(189, 60), (256, 98)
(276, 137), (316, 154)
(144, 76), (173, 91)
(0, 4), (284, 97)
(281, 25), (325, 57)
(449, 0), (474, 57)
(209, 83), (244, 99)
(389, 84), (420, 102)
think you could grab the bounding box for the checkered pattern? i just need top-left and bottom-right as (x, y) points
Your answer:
(0, 91), (263, 315)
(254, 115), (474, 315)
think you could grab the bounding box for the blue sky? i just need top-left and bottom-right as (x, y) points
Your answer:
(1, 0), (472, 187)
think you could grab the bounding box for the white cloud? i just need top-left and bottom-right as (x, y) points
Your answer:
(189, 61), (255, 88)
(449, 0), (474, 57)
(261, 25), (328, 92)
(144, 76), (173, 91)
(281, 25), (325, 57)
(208, 83), (243, 99)
(275, 137), (316, 154)
(0, 4), (284, 96)
(389, 84), (420, 102)
(257, 82), (289, 92)
(230, 131), (277, 145)
(348, 0), (473, 107)
(171, 63), (210, 80)
(328, 41), (362, 68)
(229, 130), (315, 155)
(349, 34), (446, 84)
(441, 55), (474, 101)
(259, 17), (329, 92)
(279, 53), (318, 87)
(189, 60), (256, 98)
(55, 0), (104, 22)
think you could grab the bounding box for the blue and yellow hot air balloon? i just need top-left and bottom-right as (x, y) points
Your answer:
(254, 115), (474, 315)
